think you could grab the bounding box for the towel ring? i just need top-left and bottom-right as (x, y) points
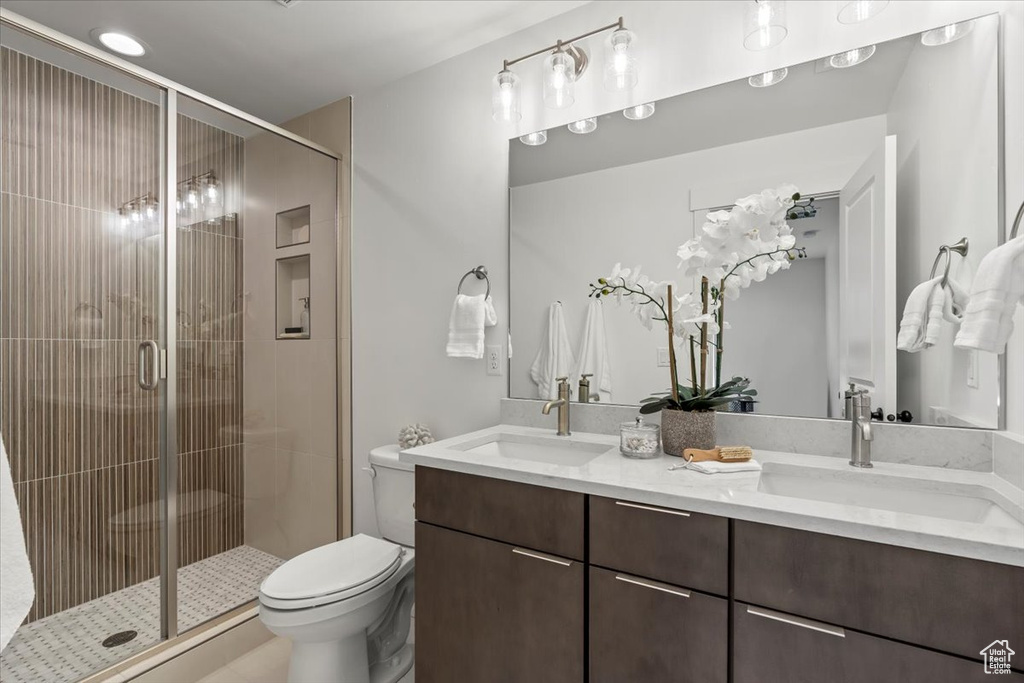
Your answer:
(457, 265), (490, 298)
(1011, 201), (1023, 240)
(928, 237), (969, 287)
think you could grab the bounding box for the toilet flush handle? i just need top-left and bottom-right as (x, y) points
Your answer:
(362, 466), (376, 479)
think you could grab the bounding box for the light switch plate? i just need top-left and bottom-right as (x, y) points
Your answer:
(657, 347), (670, 367)
(486, 345), (503, 376)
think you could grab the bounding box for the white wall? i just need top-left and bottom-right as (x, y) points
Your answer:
(508, 119), (879, 411)
(352, 0), (1024, 535)
(888, 15), (1000, 428)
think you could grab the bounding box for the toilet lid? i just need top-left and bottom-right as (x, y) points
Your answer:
(260, 534), (402, 602)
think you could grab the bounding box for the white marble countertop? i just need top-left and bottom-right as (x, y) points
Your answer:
(402, 424), (1024, 567)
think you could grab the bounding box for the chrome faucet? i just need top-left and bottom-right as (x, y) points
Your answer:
(542, 377), (572, 436)
(845, 383), (874, 468)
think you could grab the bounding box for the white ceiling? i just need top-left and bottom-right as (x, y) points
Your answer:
(1, 0), (589, 123)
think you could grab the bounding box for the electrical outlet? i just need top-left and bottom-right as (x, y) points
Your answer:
(486, 345), (503, 376)
(657, 347), (670, 367)
(966, 349), (979, 388)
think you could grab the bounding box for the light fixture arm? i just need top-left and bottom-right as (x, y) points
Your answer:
(502, 16), (625, 70)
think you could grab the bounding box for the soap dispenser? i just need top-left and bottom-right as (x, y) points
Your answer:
(298, 296), (310, 335)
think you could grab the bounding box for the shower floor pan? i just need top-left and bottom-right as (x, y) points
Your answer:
(0, 545), (283, 683)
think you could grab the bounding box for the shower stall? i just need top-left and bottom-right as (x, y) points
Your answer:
(0, 13), (343, 683)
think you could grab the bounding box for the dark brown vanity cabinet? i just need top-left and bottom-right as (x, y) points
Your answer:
(416, 468), (1024, 681)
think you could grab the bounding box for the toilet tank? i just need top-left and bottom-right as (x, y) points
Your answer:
(369, 445), (415, 547)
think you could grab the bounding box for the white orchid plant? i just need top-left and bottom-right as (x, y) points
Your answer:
(590, 185), (808, 413)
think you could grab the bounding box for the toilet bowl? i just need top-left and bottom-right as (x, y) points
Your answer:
(258, 445), (415, 683)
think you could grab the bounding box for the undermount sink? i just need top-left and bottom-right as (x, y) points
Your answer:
(453, 432), (611, 467)
(757, 462), (1023, 530)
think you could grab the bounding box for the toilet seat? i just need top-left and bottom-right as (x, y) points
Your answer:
(259, 534), (404, 611)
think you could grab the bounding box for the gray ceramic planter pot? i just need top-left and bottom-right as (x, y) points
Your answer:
(661, 409), (716, 456)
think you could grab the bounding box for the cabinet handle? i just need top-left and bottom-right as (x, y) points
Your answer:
(512, 547), (572, 567)
(746, 605), (845, 638)
(615, 574), (690, 598)
(614, 500), (690, 517)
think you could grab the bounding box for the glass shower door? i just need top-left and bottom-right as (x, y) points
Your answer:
(0, 27), (169, 683)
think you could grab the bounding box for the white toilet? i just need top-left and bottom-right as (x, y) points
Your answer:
(259, 445), (415, 683)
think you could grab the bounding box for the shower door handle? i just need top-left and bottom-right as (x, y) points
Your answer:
(138, 340), (160, 390)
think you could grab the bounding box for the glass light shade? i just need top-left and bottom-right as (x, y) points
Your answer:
(836, 1), (889, 24)
(744, 1), (788, 51)
(604, 28), (638, 92)
(567, 118), (597, 134)
(623, 102), (655, 120)
(519, 131), (548, 146)
(543, 49), (576, 109)
(748, 67), (788, 87)
(491, 69), (521, 123)
(921, 21), (975, 47)
(829, 44), (876, 68)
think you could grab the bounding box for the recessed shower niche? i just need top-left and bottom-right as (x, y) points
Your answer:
(277, 254), (311, 339)
(276, 205), (310, 248)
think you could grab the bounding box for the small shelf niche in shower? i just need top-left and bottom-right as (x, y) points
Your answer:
(276, 205), (310, 248)
(276, 254), (311, 339)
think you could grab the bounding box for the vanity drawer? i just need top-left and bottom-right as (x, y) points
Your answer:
(733, 601), (1021, 682)
(590, 566), (727, 683)
(734, 521), (1024, 661)
(589, 496), (728, 596)
(415, 467), (585, 560)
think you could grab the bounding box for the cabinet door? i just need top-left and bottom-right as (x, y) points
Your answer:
(734, 602), (1024, 683)
(589, 567), (727, 683)
(416, 522), (584, 683)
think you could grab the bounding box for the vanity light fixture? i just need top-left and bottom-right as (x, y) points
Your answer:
(743, 1), (788, 51)
(118, 193), (159, 229)
(604, 27), (638, 92)
(921, 20), (975, 47)
(567, 118), (597, 134)
(623, 102), (655, 120)
(836, 0), (889, 24)
(519, 131), (548, 146)
(748, 67), (788, 87)
(829, 44), (876, 68)
(492, 17), (635, 120)
(93, 30), (147, 57)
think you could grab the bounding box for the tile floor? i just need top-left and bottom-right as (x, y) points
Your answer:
(0, 546), (282, 683)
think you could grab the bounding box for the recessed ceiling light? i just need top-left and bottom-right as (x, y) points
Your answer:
(623, 102), (655, 120)
(748, 67), (788, 87)
(95, 30), (147, 57)
(519, 131), (547, 146)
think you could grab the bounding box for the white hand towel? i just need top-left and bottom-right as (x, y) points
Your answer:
(446, 294), (497, 359)
(573, 300), (613, 402)
(941, 274), (970, 324)
(955, 236), (1024, 353)
(530, 303), (575, 400)
(685, 459), (762, 474)
(897, 276), (944, 353)
(1, 436), (34, 652)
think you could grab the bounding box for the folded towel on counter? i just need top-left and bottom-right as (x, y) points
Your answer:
(897, 276), (945, 352)
(572, 299), (613, 402)
(955, 236), (1024, 353)
(446, 294), (497, 359)
(1, 436), (34, 652)
(530, 302), (575, 400)
(682, 459), (762, 474)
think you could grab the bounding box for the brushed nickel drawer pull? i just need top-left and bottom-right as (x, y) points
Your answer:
(614, 500), (691, 517)
(512, 548), (572, 567)
(615, 574), (690, 598)
(746, 606), (846, 638)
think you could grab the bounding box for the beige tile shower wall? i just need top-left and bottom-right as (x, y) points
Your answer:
(241, 109), (340, 560)
(0, 47), (246, 622)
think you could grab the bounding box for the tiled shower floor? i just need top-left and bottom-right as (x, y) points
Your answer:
(0, 545), (283, 683)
